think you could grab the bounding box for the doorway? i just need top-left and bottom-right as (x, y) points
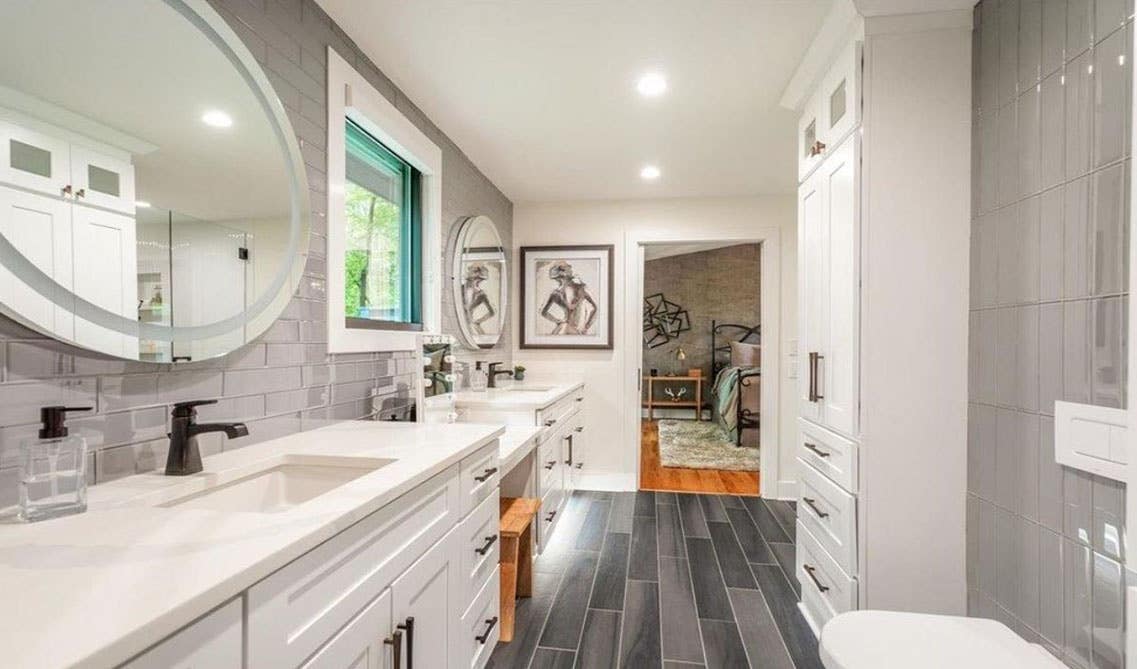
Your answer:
(637, 242), (763, 496)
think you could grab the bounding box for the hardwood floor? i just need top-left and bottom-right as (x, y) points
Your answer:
(639, 420), (760, 496)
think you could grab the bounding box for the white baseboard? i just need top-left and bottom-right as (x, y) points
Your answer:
(576, 472), (636, 491)
(798, 602), (822, 638)
(771, 479), (798, 501)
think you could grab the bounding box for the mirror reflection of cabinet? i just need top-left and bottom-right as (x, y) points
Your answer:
(450, 215), (508, 350)
(0, 0), (310, 363)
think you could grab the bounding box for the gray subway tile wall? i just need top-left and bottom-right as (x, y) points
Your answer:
(969, 1), (1131, 666)
(0, 0), (513, 507)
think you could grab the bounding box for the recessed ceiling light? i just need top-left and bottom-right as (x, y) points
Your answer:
(640, 165), (661, 180)
(201, 110), (233, 128)
(134, 200), (151, 208)
(636, 72), (667, 97)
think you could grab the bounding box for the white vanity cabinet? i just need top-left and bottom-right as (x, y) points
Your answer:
(121, 599), (243, 669)
(119, 438), (503, 669)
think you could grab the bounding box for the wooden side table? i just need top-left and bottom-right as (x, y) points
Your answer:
(642, 375), (703, 421)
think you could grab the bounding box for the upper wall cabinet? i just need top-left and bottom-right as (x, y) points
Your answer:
(0, 0), (311, 362)
(798, 42), (863, 184)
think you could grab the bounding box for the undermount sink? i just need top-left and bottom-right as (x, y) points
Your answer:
(139, 454), (394, 514)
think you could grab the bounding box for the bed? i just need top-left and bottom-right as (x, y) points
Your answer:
(710, 320), (760, 446)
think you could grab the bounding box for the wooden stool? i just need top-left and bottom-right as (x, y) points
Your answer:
(499, 496), (541, 643)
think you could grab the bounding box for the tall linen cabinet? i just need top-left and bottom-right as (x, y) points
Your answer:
(792, 10), (973, 629)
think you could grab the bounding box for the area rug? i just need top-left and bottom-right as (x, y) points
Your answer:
(657, 419), (759, 471)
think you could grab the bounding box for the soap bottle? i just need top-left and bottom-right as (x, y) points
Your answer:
(19, 406), (92, 522)
(469, 361), (489, 392)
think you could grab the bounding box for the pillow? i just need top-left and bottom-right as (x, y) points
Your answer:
(730, 341), (760, 367)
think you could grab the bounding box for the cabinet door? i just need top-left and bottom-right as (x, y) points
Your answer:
(302, 589), (393, 669)
(567, 417), (585, 491)
(71, 205), (138, 358)
(391, 526), (462, 669)
(0, 185), (74, 339)
(0, 121), (70, 197)
(122, 599), (242, 669)
(70, 144), (136, 215)
(797, 168), (827, 424)
(820, 135), (859, 437)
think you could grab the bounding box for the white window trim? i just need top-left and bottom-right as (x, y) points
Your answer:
(326, 47), (442, 353)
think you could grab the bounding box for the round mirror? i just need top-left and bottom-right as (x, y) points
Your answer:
(451, 216), (507, 349)
(0, 0), (309, 362)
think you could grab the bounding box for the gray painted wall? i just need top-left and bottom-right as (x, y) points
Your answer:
(968, 1), (1130, 666)
(0, 0), (512, 506)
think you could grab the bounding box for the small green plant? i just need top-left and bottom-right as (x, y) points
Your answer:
(514, 365), (526, 373)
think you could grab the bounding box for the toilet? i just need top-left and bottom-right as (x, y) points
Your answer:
(819, 611), (1067, 668)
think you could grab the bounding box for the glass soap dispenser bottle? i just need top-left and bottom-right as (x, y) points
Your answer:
(469, 361), (489, 392)
(19, 406), (92, 522)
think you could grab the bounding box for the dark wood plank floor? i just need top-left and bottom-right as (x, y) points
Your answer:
(487, 490), (818, 669)
(639, 421), (760, 496)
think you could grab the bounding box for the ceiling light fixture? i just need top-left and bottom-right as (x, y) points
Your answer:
(201, 110), (233, 128)
(636, 72), (667, 97)
(640, 165), (661, 181)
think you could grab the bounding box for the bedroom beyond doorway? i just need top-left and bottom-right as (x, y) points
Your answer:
(639, 242), (761, 496)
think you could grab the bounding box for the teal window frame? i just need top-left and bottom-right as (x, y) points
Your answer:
(344, 118), (423, 331)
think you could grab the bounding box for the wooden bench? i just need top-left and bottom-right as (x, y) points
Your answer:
(499, 496), (541, 643)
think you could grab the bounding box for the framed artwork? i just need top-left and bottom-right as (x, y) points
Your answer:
(520, 245), (614, 349)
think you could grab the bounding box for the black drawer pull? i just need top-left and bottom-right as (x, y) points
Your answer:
(544, 418), (556, 426)
(803, 564), (830, 592)
(475, 616), (499, 644)
(545, 510), (557, 522)
(574, 426), (583, 433)
(475, 535), (498, 555)
(575, 397), (584, 402)
(802, 497), (829, 518)
(396, 617), (414, 669)
(803, 442), (830, 458)
(545, 460), (556, 470)
(575, 462), (583, 469)
(474, 467), (498, 482)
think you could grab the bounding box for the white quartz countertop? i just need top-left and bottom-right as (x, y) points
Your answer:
(452, 380), (583, 410)
(0, 420), (504, 669)
(498, 425), (543, 474)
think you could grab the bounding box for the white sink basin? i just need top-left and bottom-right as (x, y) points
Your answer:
(133, 454), (394, 514)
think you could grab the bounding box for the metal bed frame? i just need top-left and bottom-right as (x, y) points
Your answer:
(710, 320), (761, 446)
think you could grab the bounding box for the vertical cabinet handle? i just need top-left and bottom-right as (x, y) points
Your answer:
(475, 616), (499, 644)
(564, 434), (574, 465)
(474, 467), (498, 482)
(396, 617), (414, 669)
(384, 629), (403, 669)
(803, 564), (830, 593)
(807, 352), (825, 402)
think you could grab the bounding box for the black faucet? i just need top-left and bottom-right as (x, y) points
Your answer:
(165, 400), (248, 475)
(487, 362), (514, 388)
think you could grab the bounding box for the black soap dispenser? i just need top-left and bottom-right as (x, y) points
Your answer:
(19, 406), (92, 522)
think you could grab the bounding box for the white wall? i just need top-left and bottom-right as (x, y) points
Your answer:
(512, 196), (799, 496)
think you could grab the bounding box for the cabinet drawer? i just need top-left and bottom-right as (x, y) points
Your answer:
(798, 418), (858, 493)
(798, 458), (857, 575)
(538, 484), (564, 552)
(460, 489), (501, 614)
(247, 466), (460, 668)
(461, 570), (501, 669)
(122, 598), (242, 669)
(537, 389), (583, 432)
(797, 520), (856, 628)
(460, 441), (500, 517)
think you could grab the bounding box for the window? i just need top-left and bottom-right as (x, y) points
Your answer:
(343, 119), (422, 330)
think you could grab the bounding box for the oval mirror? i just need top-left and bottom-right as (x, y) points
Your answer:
(0, 0), (309, 362)
(451, 216), (507, 349)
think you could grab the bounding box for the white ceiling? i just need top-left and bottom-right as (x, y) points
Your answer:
(317, 0), (833, 203)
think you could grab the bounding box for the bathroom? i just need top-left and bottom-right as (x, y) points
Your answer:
(0, 0), (1129, 667)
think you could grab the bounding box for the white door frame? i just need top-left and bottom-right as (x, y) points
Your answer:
(623, 226), (784, 498)
(1125, 19), (1137, 667)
